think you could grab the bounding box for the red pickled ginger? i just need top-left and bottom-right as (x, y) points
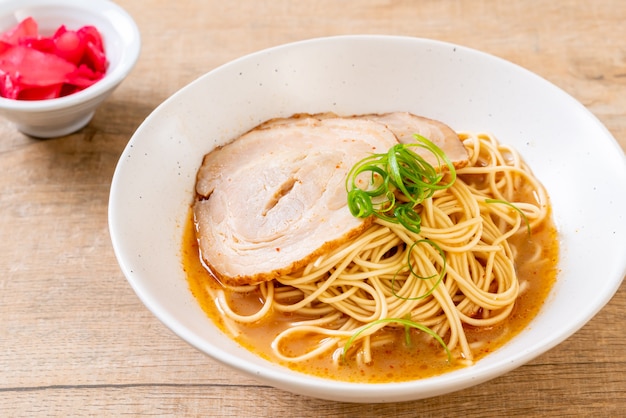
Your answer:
(0, 17), (108, 100)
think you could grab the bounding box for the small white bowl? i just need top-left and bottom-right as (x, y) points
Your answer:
(109, 35), (626, 403)
(0, 0), (140, 138)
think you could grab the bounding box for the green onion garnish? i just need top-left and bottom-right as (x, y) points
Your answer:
(341, 317), (452, 363)
(391, 239), (447, 300)
(485, 198), (531, 237)
(346, 134), (456, 234)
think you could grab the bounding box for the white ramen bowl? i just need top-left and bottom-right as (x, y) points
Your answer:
(0, 0), (140, 138)
(109, 35), (626, 403)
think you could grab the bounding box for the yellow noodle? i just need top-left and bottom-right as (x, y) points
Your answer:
(215, 132), (550, 366)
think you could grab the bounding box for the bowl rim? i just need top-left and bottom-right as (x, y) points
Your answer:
(0, 0), (141, 111)
(109, 34), (626, 403)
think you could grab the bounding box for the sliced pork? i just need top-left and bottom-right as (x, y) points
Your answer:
(261, 112), (468, 169)
(194, 112), (470, 287)
(194, 116), (399, 286)
(355, 112), (469, 169)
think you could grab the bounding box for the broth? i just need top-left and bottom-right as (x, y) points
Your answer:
(183, 208), (559, 383)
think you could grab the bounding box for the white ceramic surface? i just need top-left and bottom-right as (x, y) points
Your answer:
(0, 0), (140, 138)
(109, 35), (626, 403)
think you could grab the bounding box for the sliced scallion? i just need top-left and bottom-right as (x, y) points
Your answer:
(341, 317), (452, 363)
(346, 134), (456, 234)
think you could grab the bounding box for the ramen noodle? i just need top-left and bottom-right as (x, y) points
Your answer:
(185, 114), (558, 382)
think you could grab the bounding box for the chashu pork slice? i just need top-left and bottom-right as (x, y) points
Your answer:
(194, 116), (399, 286)
(355, 112), (469, 169)
(263, 112), (469, 169)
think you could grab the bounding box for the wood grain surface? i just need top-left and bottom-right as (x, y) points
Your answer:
(1, 0), (625, 416)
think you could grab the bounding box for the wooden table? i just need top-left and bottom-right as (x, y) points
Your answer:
(2, 0), (625, 416)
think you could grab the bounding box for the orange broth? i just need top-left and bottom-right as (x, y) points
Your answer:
(182, 208), (559, 383)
